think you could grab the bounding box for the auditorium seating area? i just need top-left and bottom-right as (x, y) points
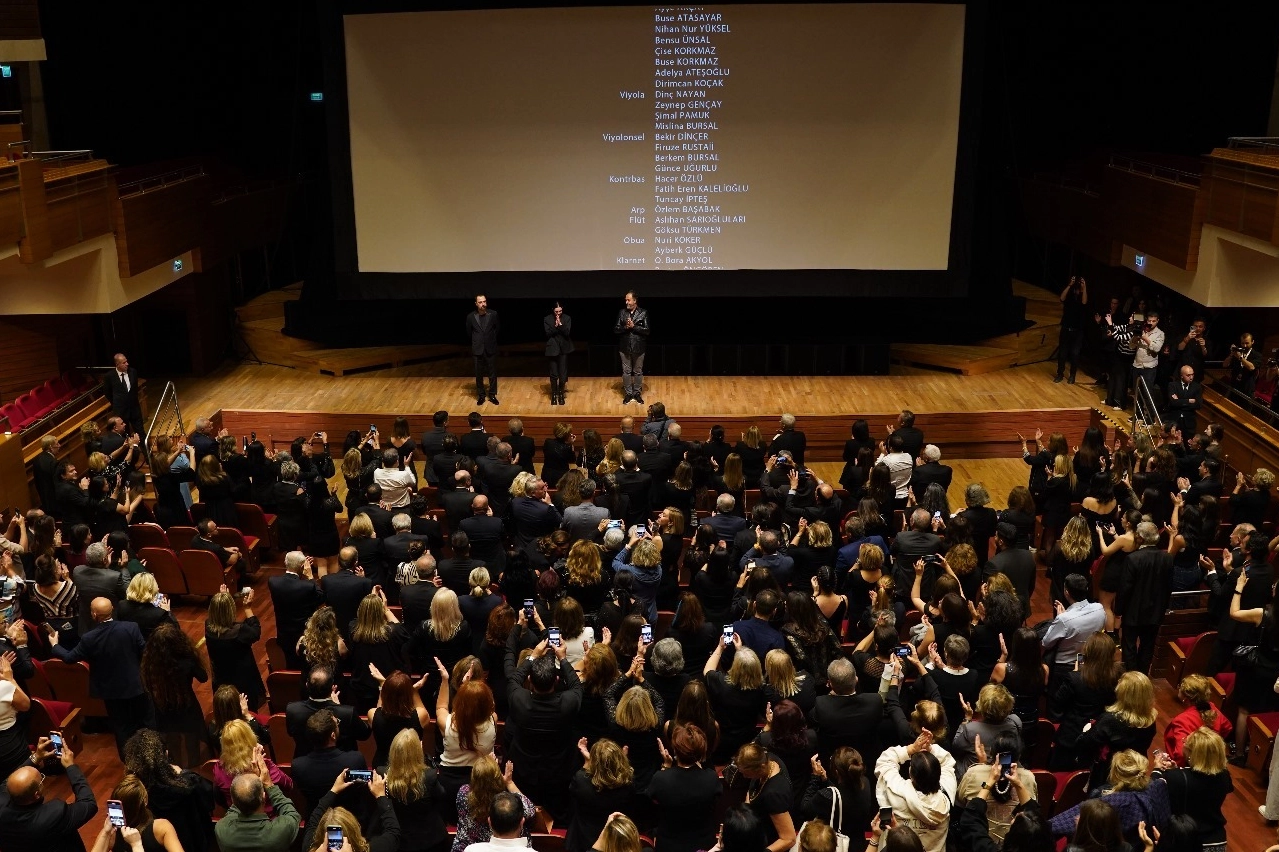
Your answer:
(0, 371), (96, 431)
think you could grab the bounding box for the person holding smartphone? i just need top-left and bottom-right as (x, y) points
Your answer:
(0, 736), (93, 852)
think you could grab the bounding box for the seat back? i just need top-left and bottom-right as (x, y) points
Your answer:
(178, 549), (227, 597)
(27, 699), (82, 753)
(167, 525), (200, 551)
(268, 713), (294, 765)
(24, 658), (55, 700)
(213, 525), (260, 573)
(1031, 769), (1057, 817)
(129, 524), (171, 553)
(653, 610), (676, 641)
(139, 547), (188, 596)
(1180, 630), (1218, 680)
(189, 502), (209, 523)
(264, 636), (287, 672)
(234, 503), (277, 550)
(266, 670), (303, 714)
(15, 391), (40, 421)
(1054, 770), (1090, 816)
(49, 375), (71, 397)
(32, 383), (58, 410)
(42, 658), (106, 717)
(1023, 718), (1057, 770)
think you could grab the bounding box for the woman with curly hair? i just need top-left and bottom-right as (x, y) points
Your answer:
(560, 539), (611, 621)
(297, 605), (349, 682)
(780, 592), (842, 681)
(452, 755), (535, 852)
(579, 642), (622, 743)
(1045, 515), (1092, 605)
(141, 622), (209, 767)
(566, 738), (638, 852)
(124, 729), (216, 852)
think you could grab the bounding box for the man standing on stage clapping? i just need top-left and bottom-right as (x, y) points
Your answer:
(466, 294), (500, 406)
(614, 291), (650, 405)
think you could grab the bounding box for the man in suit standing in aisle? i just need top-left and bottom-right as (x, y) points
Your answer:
(769, 414), (807, 468)
(544, 302), (574, 405)
(104, 352), (144, 437)
(909, 445), (953, 503)
(1115, 522), (1173, 674)
(268, 551), (324, 670)
(1165, 365), (1203, 438)
(614, 291), (650, 405)
(466, 294), (500, 406)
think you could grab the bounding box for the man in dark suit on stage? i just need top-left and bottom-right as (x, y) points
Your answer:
(614, 291), (650, 404)
(544, 302), (574, 405)
(909, 445), (953, 502)
(466, 294), (500, 406)
(506, 419), (536, 475)
(51, 597), (153, 757)
(104, 352), (144, 437)
(268, 551), (324, 669)
(1165, 364), (1203, 438)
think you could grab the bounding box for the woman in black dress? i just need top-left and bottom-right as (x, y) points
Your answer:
(647, 724), (722, 852)
(691, 546), (736, 627)
(542, 422), (577, 489)
(218, 435), (253, 503)
(140, 621), (209, 767)
(381, 728), (451, 852)
(368, 669), (431, 768)
(304, 475), (343, 577)
(1038, 455), (1075, 552)
(734, 426), (768, 486)
(123, 730), (217, 852)
(838, 420), (875, 493)
(710, 453), (748, 518)
(196, 455), (238, 528)
(1229, 467), (1273, 528)
(341, 445), (379, 516)
(348, 591), (412, 714)
(205, 587), (265, 711)
(1049, 631), (1122, 770)
(998, 486), (1037, 551)
(566, 738), (640, 852)
(150, 436), (196, 529)
(658, 463), (697, 524)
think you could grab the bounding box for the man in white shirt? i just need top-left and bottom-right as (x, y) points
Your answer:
(876, 433), (914, 510)
(464, 792), (531, 852)
(372, 448), (417, 508)
(1131, 310), (1165, 406)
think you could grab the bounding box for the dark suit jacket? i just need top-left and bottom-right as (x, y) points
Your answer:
(658, 438), (689, 463)
(191, 431), (219, 464)
(103, 367), (142, 419)
(286, 698), (372, 756)
(545, 313), (574, 355)
(419, 428), (455, 484)
(292, 746), (368, 812)
(466, 310), (500, 356)
(809, 692), (885, 768)
(1165, 379), (1202, 433)
(615, 469), (654, 526)
(399, 582), (439, 630)
(909, 461), (954, 501)
(0, 764), (97, 852)
(459, 429), (492, 460)
(706, 512), (748, 543)
(351, 503), (395, 541)
(614, 432), (643, 453)
(769, 430), (807, 468)
(52, 618), (146, 699)
(440, 489), (478, 536)
(1209, 561), (1274, 642)
(322, 571), (373, 638)
(510, 496), (563, 545)
(482, 462), (523, 516)
(614, 307), (651, 355)
(636, 449), (673, 485)
(1186, 476), (1222, 505)
(890, 427), (926, 461)
(1116, 546), (1174, 626)
(383, 532), (430, 575)
(409, 516), (444, 557)
(33, 451), (58, 511)
(54, 478), (90, 527)
(459, 514), (507, 573)
(268, 572), (325, 666)
(983, 547), (1037, 614)
(508, 434), (536, 474)
(71, 565), (129, 636)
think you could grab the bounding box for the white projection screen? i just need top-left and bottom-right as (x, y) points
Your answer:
(343, 4), (966, 273)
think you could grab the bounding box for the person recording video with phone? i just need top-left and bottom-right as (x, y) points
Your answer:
(1224, 331), (1258, 398)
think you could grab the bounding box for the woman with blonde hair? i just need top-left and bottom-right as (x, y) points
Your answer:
(561, 539), (611, 620)
(343, 512), (386, 593)
(1045, 515), (1092, 603)
(704, 634), (767, 763)
(381, 728), (450, 852)
(409, 587), (473, 677)
(458, 566), (502, 644)
(1154, 728), (1231, 847)
(596, 437), (625, 478)
(711, 452), (747, 515)
(341, 447), (378, 515)
(347, 591), (409, 713)
(612, 529), (662, 621)
(451, 755), (535, 852)
(212, 719), (292, 809)
(1230, 465), (1274, 528)
(297, 605), (348, 679)
(1049, 749), (1170, 845)
(89, 774), (185, 852)
(735, 425), (767, 484)
(762, 649), (816, 714)
(116, 570), (176, 639)
(205, 585), (265, 710)
(1038, 455), (1074, 552)
(151, 433), (197, 527)
(1075, 671), (1156, 788)
(1163, 674), (1232, 765)
(604, 648), (665, 788)
(304, 790), (401, 852)
(209, 683), (268, 753)
(951, 682), (1022, 778)
(566, 738), (637, 852)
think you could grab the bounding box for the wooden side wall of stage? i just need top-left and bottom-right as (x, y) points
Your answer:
(212, 407), (1102, 463)
(1201, 381), (1279, 475)
(1103, 166), (1203, 271)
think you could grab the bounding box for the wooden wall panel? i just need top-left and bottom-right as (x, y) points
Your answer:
(0, 318), (58, 402)
(1103, 168), (1201, 270)
(212, 407), (1099, 464)
(0, 1), (41, 40)
(1199, 384), (1279, 479)
(114, 174), (212, 277)
(44, 175), (113, 253)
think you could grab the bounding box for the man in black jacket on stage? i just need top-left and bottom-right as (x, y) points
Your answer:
(614, 291), (650, 405)
(466, 294), (500, 406)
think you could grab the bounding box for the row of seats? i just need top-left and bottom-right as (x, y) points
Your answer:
(1, 371), (96, 432)
(129, 519), (265, 573)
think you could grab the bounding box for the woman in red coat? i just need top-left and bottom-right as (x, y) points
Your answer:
(1163, 674), (1233, 765)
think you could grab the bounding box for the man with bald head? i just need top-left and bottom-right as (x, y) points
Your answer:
(439, 469), (478, 535)
(614, 415), (642, 453)
(0, 737), (94, 852)
(50, 597), (150, 757)
(214, 747), (300, 852)
(320, 546), (372, 640)
(460, 493), (507, 573)
(615, 449), (653, 527)
(104, 352), (144, 437)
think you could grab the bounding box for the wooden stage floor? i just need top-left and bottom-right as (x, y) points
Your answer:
(169, 359), (1104, 419)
